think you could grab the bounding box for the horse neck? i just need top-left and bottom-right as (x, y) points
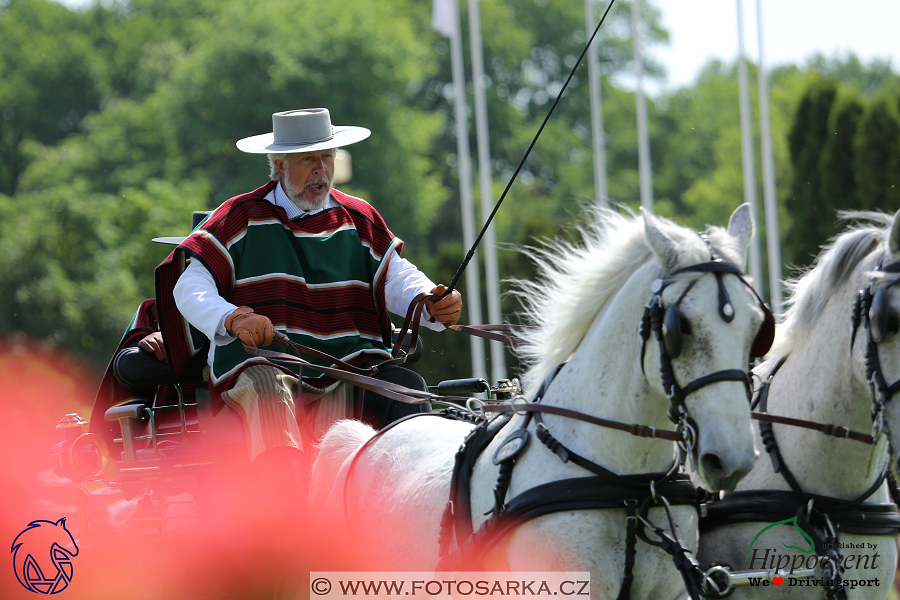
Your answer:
(538, 262), (676, 475)
(749, 271), (888, 498)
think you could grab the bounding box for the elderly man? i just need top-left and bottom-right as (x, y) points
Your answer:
(157, 108), (461, 502)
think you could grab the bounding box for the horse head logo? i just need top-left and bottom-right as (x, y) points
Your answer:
(10, 518), (79, 594)
(746, 516), (815, 558)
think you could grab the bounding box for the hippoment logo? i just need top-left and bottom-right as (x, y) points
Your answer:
(10, 518), (79, 594)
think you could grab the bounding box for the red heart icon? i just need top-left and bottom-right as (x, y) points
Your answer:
(773, 576), (784, 586)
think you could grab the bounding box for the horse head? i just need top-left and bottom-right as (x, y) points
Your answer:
(640, 204), (764, 492)
(11, 518), (79, 594)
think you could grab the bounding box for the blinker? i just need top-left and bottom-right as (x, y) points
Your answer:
(663, 305), (683, 358)
(751, 303), (776, 358)
(870, 287), (889, 343)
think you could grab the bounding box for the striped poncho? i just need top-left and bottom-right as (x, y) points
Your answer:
(156, 181), (402, 409)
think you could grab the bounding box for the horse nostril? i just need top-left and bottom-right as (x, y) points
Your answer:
(700, 453), (724, 476)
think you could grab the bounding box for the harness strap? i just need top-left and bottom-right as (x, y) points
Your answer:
(533, 415), (680, 487)
(681, 369), (751, 397)
(752, 413), (874, 444)
(483, 403), (684, 442)
(700, 490), (900, 537)
(445, 413), (513, 550)
(271, 330), (392, 375)
(633, 495), (707, 600)
(449, 324), (533, 345)
(437, 475), (698, 572)
(391, 292), (429, 358)
(616, 500), (638, 600)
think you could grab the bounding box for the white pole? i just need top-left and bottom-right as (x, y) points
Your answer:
(449, 0), (487, 379)
(586, 0), (609, 207)
(755, 0), (783, 316)
(467, 0), (505, 384)
(631, 0), (653, 211)
(736, 0), (764, 291)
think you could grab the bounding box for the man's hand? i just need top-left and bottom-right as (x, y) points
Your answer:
(138, 331), (167, 363)
(426, 284), (463, 327)
(225, 306), (274, 348)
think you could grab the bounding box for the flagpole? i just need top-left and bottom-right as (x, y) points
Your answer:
(756, 0), (783, 316)
(467, 0), (505, 383)
(631, 0), (653, 211)
(586, 0), (609, 207)
(448, 0), (487, 380)
(736, 0), (764, 291)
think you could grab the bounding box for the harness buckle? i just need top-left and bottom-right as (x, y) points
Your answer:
(806, 498), (815, 520)
(650, 480), (658, 504)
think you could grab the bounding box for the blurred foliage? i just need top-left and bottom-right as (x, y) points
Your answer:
(784, 64), (900, 269)
(1, 0), (898, 389)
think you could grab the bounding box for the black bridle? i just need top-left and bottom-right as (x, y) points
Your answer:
(851, 256), (900, 437)
(639, 259), (775, 452)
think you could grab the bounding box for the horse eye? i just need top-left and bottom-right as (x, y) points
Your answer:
(679, 316), (692, 336)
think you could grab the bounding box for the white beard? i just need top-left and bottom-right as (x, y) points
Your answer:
(283, 172), (332, 212)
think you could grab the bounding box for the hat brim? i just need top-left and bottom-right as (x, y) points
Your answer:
(236, 125), (371, 154)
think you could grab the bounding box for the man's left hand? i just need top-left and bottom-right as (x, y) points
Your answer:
(427, 284), (463, 327)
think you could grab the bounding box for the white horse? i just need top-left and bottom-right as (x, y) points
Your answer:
(310, 205), (767, 600)
(698, 210), (900, 599)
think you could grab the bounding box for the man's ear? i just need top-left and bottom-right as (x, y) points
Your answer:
(274, 157), (287, 181)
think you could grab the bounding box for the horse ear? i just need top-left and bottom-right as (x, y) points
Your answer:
(888, 209), (900, 261)
(727, 203), (754, 267)
(642, 207), (680, 273)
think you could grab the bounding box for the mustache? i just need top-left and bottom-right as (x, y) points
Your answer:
(306, 176), (331, 189)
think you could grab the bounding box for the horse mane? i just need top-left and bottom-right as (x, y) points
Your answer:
(510, 205), (745, 393)
(771, 211), (894, 356)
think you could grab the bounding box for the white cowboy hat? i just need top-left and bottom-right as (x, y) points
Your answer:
(235, 108), (370, 154)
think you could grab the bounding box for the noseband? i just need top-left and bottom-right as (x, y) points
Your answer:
(639, 259), (775, 447)
(851, 256), (900, 436)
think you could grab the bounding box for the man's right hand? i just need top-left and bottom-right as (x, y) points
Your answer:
(224, 306), (274, 348)
(138, 331), (168, 362)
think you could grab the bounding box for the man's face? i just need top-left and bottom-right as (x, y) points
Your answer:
(276, 149), (335, 212)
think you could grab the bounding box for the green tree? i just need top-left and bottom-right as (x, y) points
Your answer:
(854, 95), (900, 212)
(0, 0), (101, 194)
(784, 77), (838, 266)
(2, 0), (447, 366)
(819, 90), (864, 232)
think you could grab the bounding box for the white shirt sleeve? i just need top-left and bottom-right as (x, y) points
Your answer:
(172, 260), (239, 345)
(384, 253), (446, 331)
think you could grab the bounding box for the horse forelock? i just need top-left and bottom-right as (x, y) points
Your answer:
(705, 224), (748, 268)
(511, 206), (717, 393)
(772, 212), (893, 356)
